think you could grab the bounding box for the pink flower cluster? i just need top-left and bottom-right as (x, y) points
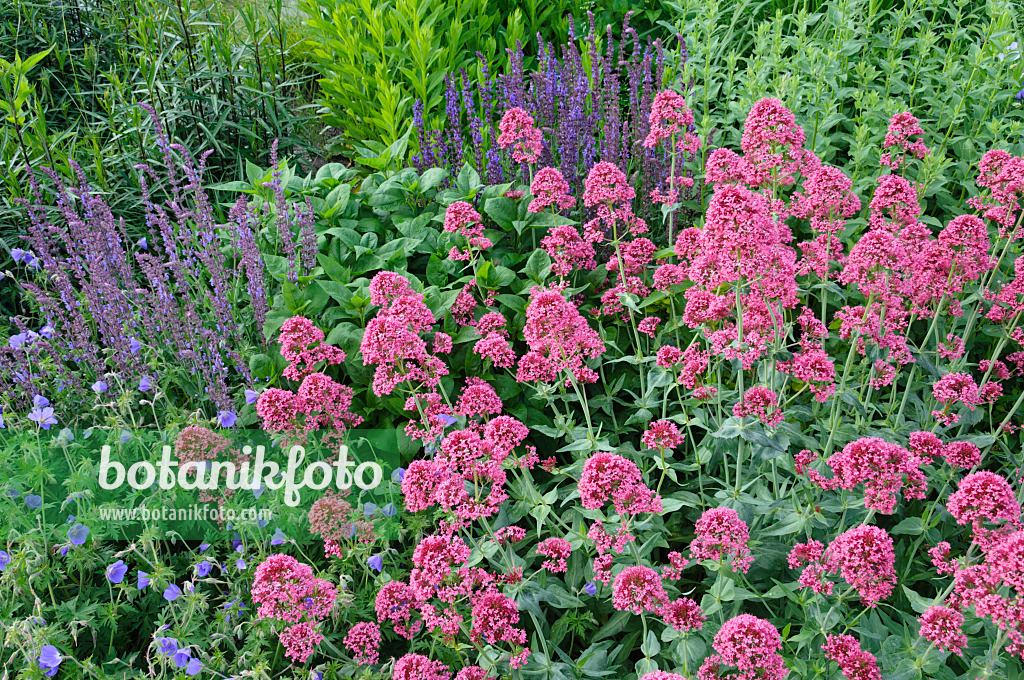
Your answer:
(690, 507), (754, 573)
(697, 614), (788, 680)
(808, 436), (927, 514)
(256, 317), (362, 432)
(251, 554), (337, 662)
(821, 634), (881, 680)
(360, 271), (449, 396)
(498, 107), (543, 164)
(517, 286), (604, 384)
(578, 452), (662, 516)
(790, 525), (896, 607)
(880, 112), (929, 170)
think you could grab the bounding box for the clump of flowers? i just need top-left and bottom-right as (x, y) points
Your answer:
(251, 554), (337, 662)
(822, 634), (882, 680)
(690, 507), (754, 573)
(498, 107), (543, 164)
(612, 565), (669, 614)
(791, 525), (896, 607)
(808, 437), (927, 514)
(698, 613), (788, 680)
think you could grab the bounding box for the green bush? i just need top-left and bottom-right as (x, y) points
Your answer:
(0, 0), (317, 269)
(666, 0), (1024, 214)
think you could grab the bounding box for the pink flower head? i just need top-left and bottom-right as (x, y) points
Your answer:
(644, 89), (700, 154)
(541, 225), (597, 277)
(278, 621), (324, 663)
(656, 345), (684, 368)
(931, 372), (980, 426)
(907, 431), (944, 461)
(255, 388), (300, 431)
(739, 97), (818, 188)
(946, 471), (1022, 547)
(641, 420), (685, 451)
(410, 535), (471, 595)
(578, 452), (661, 515)
(942, 441), (981, 469)
(822, 634), (882, 680)
(823, 525), (897, 607)
(690, 507), (753, 573)
(733, 386), (783, 427)
(519, 286), (604, 382)
(498, 107), (543, 163)
(473, 332), (516, 368)
(375, 580), (421, 639)
(536, 537), (572, 573)
(919, 606), (967, 655)
(612, 565), (669, 613)
(638, 316), (661, 337)
(969, 148), (1024, 236)
(456, 377), (503, 418)
(469, 591), (528, 646)
(659, 597), (706, 632)
(791, 165), (861, 236)
(529, 167), (575, 213)
(251, 554), (337, 624)
(700, 614), (788, 680)
(393, 654), (452, 680)
(880, 112), (929, 170)
(583, 162), (635, 207)
(344, 621), (381, 664)
(814, 437), (927, 515)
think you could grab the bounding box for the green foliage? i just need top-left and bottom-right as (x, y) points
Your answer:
(0, 0), (318, 289)
(666, 0), (1024, 217)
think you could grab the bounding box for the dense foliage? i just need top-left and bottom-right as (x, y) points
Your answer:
(2, 3), (1024, 680)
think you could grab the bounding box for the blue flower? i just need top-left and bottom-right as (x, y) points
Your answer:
(584, 582), (598, 596)
(8, 333), (28, 349)
(138, 237), (148, 250)
(92, 381), (108, 394)
(382, 502), (398, 517)
(130, 338), (142, 354)
(199, 543), (210, 553)
(67, 523), (90, 545)
(217, 411), (237, 428)
(138, 571), (150, 589)
(119, 430), (132, 444)
(33, 394), (49, 408)
(29, 406), (57, 430)
(163, 584), (182, 601)
(157, 637), (178, 655)
(38, 645), (61, 677)
(271, 528), (287, 545)
(186, 657), (203, 676)
(0, 551), (10, 571)
(173, 648), (191, 668)
(236, 559), (246, 570)
(0, 406), (5, 429)
(245, 389), (259, 404)
(39, 325), (54, 339)
(24, 494), (42, 509)
(11, 248), (26, 263)
(392, 467), (406, 483)
(439, 414), (458, 427)
(363, 502), (377, 517)
(57, 428), (74, 444)
(252, 484), (264, 499)
(368, 555), (383, 572)
(106, 560), (128, 584)
(196, 561), (212, 577)
(138, 376), (151, 391)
